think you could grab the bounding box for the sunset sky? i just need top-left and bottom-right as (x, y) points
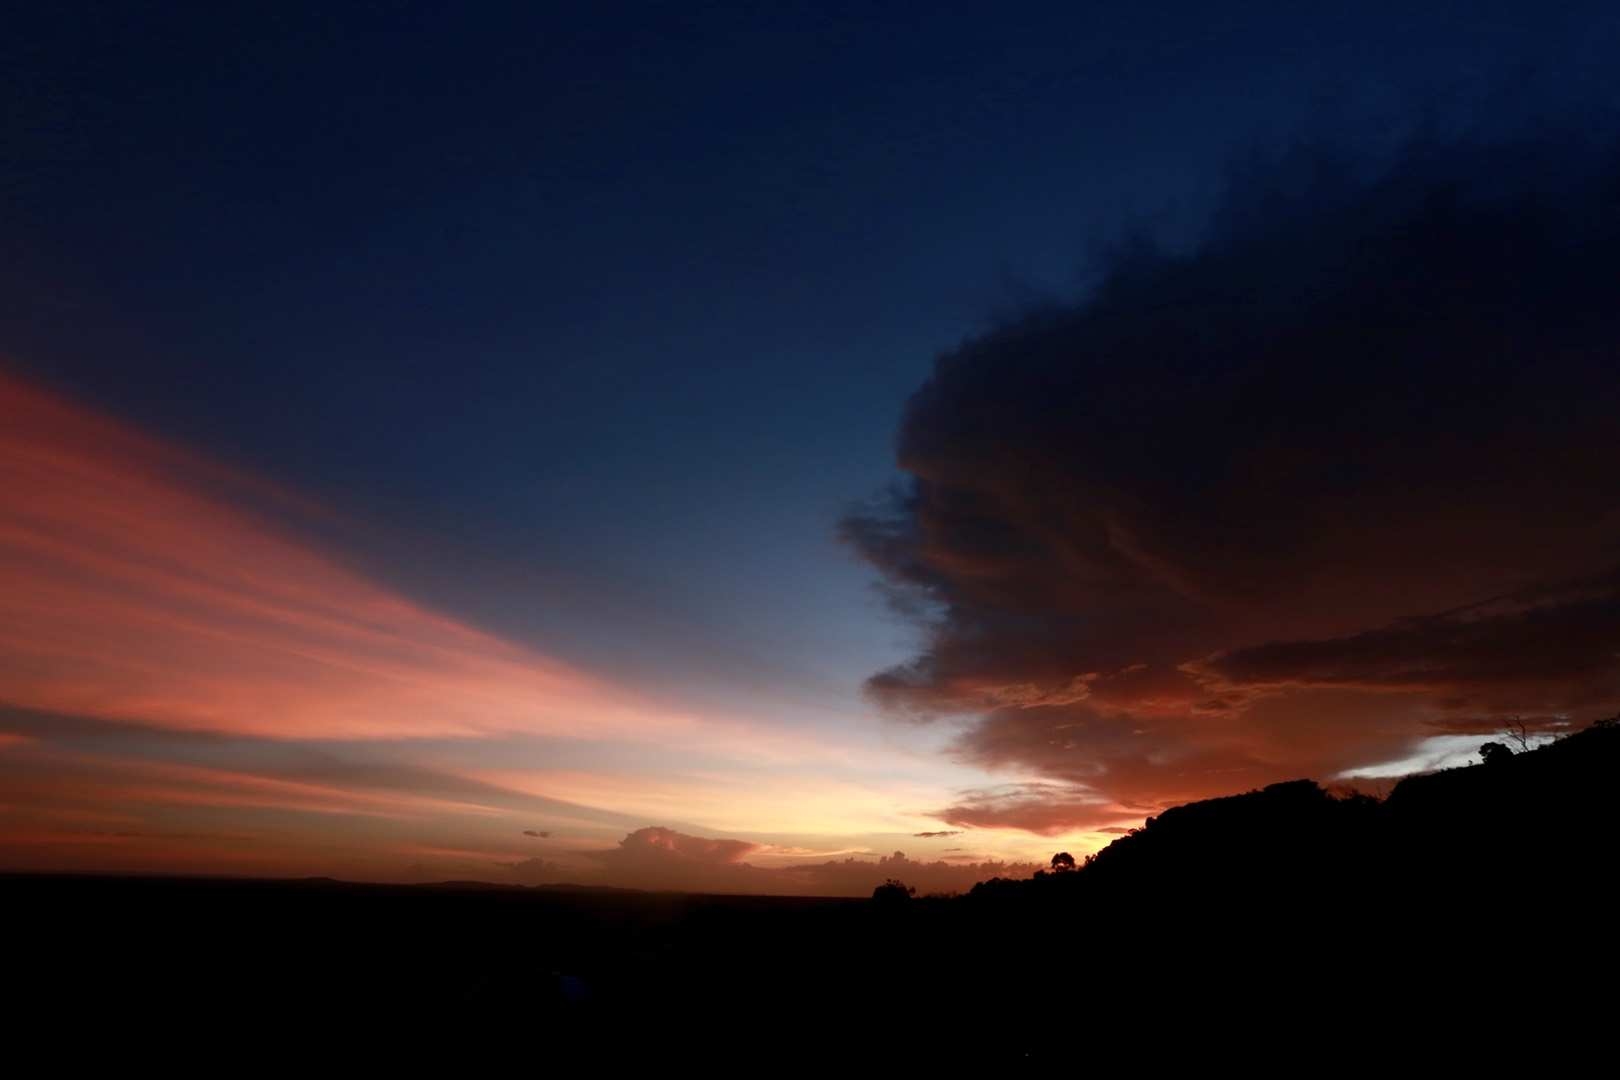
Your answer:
(5, 3), (1620, 894)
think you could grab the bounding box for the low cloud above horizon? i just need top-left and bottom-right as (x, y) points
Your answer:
(498, 825), (1035, 896)
(844, 133), (1620, 833)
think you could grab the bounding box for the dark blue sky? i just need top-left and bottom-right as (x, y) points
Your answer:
(5, 1), (1614, 715)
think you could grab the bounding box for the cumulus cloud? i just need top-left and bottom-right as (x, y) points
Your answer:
(844, 132), (1620, 832)
(611, 826), (759, 864)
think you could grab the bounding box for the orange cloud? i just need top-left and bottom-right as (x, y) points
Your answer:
(0, 371), (697, 742)
(0, 824), (336, 877)
(0, 750), (508, 824)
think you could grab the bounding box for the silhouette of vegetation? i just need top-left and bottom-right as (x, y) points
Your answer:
(871, 878), (915, 904)
(967, 717), (1620, 923)
(1050, 851), (1075, 871)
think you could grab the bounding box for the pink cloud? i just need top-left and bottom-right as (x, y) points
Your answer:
(614, 825), (759, 864)
(0, 371), (697, 742)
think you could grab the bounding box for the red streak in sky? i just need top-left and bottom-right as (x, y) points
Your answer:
(0, 371), (684, 742)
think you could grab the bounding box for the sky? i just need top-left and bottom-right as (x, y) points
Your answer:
(4, 2), (1620, 894)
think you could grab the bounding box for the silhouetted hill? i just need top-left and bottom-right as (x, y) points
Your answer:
(952, 717), (1620, 1030)
(969, 718), (1619, 916)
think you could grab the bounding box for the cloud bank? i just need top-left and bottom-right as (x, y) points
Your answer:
(844, 133), (1620, 832)
(497, 825), (1035, 896)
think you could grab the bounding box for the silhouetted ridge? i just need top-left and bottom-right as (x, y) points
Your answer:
(968, 719), (1620, 924)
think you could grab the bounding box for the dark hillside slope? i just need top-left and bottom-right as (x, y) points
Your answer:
(966, 720), (1620, 956)
(1383, 719), (1620, 877)
(942, 721), (1620, 1041)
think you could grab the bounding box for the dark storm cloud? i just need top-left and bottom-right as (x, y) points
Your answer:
(1189, 571), (1620, 713)
(845, 132), (1620, 832)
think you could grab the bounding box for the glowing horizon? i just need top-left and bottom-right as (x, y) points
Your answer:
(0, 370), (1078, 890)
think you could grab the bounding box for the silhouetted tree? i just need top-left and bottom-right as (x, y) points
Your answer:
(1502, 717), (1531, 753)
(871, 879), (915, 905)
(1479, 741), (1515, 766)
(1051, 852), (1076, 872)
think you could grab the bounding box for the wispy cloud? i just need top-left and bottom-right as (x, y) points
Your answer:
(0, 372), (714, 744)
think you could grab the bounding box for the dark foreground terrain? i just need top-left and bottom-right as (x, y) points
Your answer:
(9, 722), (1618, 1060)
